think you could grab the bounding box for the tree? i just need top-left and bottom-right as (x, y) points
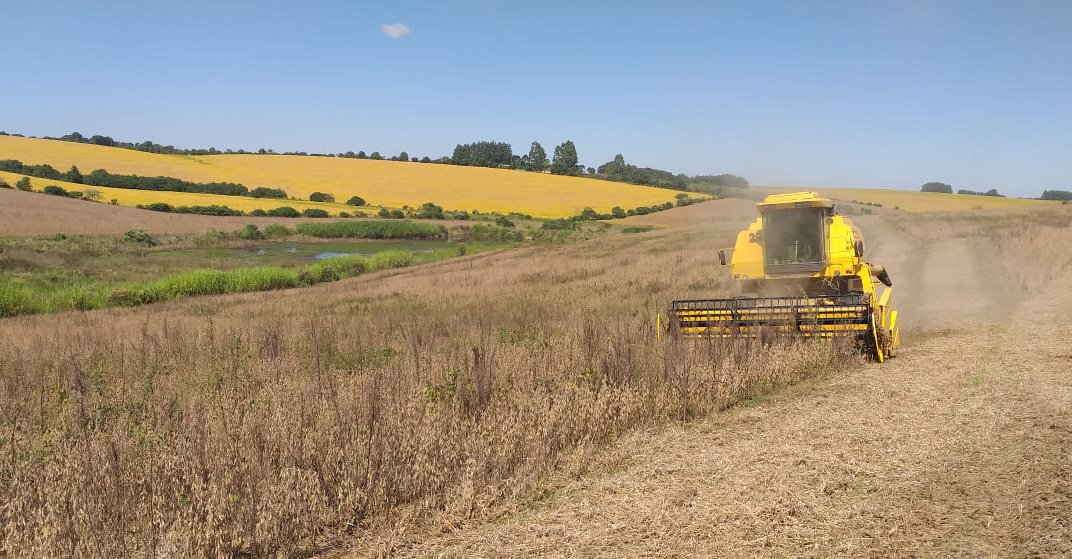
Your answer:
(578, 207), (599, 220)
(691, 174), (748, 188)
(357, 151), (368, 159)
(550, 140), (579, 175)
(1041, 189), (1072, 201)
(81, 188), (103, 202)
(921, 182), (953, 194)
(611, 206), (626, 218)
(526, 141), (548, 172)
(266, 206), (300, 217)
(65, 165), (83, 184)
(957, 188), (1003, 197)
(398, 151), (410, 162)
(309, 192), (335, 203)
(15, 177), (31, 191)
(346, 195), (366, 206)
(452, 141), (513, 168)
(369, 152), (383, 160)
(596, 154), (688, 190)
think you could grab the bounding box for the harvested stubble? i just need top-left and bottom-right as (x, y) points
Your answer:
(0, 206), (853, 557)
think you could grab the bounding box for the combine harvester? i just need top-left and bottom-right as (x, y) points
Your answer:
(670, 192), (900, 361)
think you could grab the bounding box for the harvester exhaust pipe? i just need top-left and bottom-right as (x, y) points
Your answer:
(869, 264), (892, 287)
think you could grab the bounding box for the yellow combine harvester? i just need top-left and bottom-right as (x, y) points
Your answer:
(670, 192), (900, 361)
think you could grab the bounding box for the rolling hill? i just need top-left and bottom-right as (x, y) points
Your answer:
(0, 136), (687, 218)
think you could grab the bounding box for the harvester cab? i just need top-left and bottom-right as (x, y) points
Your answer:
(671, 192), (900, 361)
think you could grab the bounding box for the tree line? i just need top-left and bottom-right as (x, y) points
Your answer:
(0, 159), (288, 199)
(921, 181), (1072, 200)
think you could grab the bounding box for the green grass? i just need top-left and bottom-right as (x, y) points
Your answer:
(295, 220), (447, 239)
(0, 249), (462, 318)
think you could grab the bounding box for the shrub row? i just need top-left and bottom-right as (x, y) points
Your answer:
(136, 203), (334, 218)
(0, 159), (292, 199)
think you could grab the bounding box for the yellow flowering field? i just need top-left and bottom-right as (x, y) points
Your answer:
(0, 136), (690, 218)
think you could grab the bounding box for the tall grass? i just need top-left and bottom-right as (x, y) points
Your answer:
(295, 220), (447, 239)
(0, 250), (429, 317)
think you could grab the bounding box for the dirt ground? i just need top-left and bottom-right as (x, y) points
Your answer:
(375, 204), (1072, 557)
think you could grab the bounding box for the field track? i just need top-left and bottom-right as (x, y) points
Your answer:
(355, 205), (1072, 557)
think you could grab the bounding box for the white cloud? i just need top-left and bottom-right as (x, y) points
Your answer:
(381, 23), (411, 39)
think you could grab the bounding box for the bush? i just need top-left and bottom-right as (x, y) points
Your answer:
(921, 182), (953, 194)
(416, 202), (445, 219)
(249, 187), (288, 199)
(175, 205), (243, 216)
(494, 216), (515, 228)
(0, 178), (9, 189)
(541, 219), (577, 230)
(622, 225), (655, 234)
(263, 223), (291, 238)
(123, 229), (157, 246)
(295, 220), (447, 239)
(141, 202), (175, 212)
(81, 188), (103, 202)
(346, 196), (366, 206)
(301, 208), (330, 218)
(465, 224), (523, 242)
(309, 192), (335, 203)
(15, 177), (32, 191)
(43, 185), (68, 196)
(378, 207), (391, 218)
(390, 209), (405, 219)
(237, 224), (262, 240)
(266, 206), (300, 218)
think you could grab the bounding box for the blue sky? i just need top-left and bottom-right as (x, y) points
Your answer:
(2, 0), (1070, 196)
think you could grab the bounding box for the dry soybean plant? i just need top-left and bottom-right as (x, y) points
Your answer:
(0, 213), (854, 557)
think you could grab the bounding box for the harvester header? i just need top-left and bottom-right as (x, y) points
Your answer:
(670, 192), (900, 361)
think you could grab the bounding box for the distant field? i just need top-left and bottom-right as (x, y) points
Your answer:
(0, 136), (687, 218)
(758, 186), (1056, 212)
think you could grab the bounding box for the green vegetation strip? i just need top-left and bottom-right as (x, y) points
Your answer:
(0, 250), (426, 318)
(294, 220), (447, 239)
